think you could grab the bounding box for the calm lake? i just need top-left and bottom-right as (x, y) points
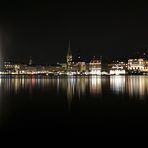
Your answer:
(0, 75), (148, 136)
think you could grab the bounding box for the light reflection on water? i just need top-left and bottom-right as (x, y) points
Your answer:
(126, 76), (148, 99)
(110, 76), (148, 99)
(110, 76), (125, 95)
(0, 76), (148, 101)
(89, 76), (102, 96)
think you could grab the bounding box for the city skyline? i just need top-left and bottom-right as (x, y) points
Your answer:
(2, 40), (148, 65)
(1, 1), (148, 137)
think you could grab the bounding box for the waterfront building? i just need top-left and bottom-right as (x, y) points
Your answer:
(58, 63), (67, 69)
(89, 56), (101, 75)
(73, 49), (87, 74)
(77, 62), (86, 74)
(109, 61), (127, 75)
(128, 58), (148, 74)
(3, 62), (21, 74)
(18, 64), (28, 74)
(24, 66), (37, 74)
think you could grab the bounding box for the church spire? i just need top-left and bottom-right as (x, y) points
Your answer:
(66, 40), (72, 66)
(67, 40), (72, 56)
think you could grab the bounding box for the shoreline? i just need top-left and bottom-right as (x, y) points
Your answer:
(0, 74), (147, 78)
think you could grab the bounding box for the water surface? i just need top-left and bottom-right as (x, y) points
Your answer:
(0, 75), (148, 136)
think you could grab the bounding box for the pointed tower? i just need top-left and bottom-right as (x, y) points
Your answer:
(66, 40), (72, 67)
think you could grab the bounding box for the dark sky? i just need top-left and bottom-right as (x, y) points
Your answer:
(0, 1), (148, 64)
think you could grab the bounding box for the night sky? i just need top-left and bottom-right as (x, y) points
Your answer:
(0, 1), (148, 64)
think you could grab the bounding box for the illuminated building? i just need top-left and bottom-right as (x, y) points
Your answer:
(109, 61), (127, 75)
(73, 49), (87, 74)
(128, 58), (148, 74)
(57, 63), (67, 69)
(3, 62), (21, 74)
(77, 62), (86, 74)
(89, 56), (101, 75)
(49, 65), (65, 75)
(3, 62), (14, 73)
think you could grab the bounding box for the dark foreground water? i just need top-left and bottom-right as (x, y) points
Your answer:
(0, 75), (148, 136)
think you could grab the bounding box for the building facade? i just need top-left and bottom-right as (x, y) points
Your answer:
(128, 58), (148, 74)
(109, 61), (127, 75)
(89, 57), (101, 75)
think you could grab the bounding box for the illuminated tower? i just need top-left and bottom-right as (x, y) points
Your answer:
(66, 40), (72, 67)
